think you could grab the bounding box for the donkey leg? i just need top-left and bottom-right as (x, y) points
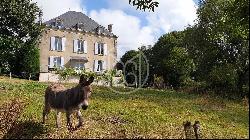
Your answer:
(66, 111), (73, 130)
(55, 111), (61, 128)
(42, 105), (51, 124)
(76, 110), (83, 128)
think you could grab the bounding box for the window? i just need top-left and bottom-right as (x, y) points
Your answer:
(55, 37), (62, 51)
(97, 60), (103, 72)
(95, 42), (107, 55)
(75, 62), (85, 70)
(96, 26), (101, 34)
(53, 57), (61, 68)
(95, 60), (106, 72)
(98, 43), (104, 55)
(74, 39), (87, 53)
(55, 18), (63, 28)
(48, 56), (64, 69)
(77, 40), (84, 53)
(51, 37), (65, 51)
(56, 21), (62, 27)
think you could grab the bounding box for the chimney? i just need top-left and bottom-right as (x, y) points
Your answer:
(108, 24), (113, 32)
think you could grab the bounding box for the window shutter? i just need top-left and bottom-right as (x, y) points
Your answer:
(62, 37), (66, 51)
(102, 60), (106, 70)
(60, 57), (64, 67)
(84, 40), (88, 53)
(49, 56), (54, 68)
(50, 37), (55, 50)
(94, 42), (98, 55)
(73, 39), (78, 53)
(104, 44), (108, 56)
(94, 60), (98, 72)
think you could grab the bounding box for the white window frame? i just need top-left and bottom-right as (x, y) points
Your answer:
(74, 39), (87, 53)
(48, 56), (64, 69)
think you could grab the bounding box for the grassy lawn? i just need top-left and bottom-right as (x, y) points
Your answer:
(0, 76), (249, 139)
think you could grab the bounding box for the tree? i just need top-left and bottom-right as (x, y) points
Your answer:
(147, 31), (194, 88)
(186, 0), (249, 96)
(129, 0), (159, 12)
(18, 43), (40, 79)
(0, 0), (43, 77)
(163, 47), (195, 88)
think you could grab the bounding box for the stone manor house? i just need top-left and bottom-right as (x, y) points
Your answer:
(38, 11), (118, 82)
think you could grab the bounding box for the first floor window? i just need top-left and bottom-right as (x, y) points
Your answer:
(74, 39), (87, 53)
(55, 37), (62, 51)
(98, 43), (104, 55)
(95, 42), (107, 55)
(77, 40), (84, 53)
(50, 37), (66, 51)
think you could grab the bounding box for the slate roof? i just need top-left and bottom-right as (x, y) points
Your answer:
(44, 11), (116, 37)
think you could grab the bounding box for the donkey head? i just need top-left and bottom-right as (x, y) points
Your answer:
(79, 75), (94, 110)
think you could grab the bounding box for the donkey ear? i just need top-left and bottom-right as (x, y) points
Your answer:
(79, 75), (87, 84)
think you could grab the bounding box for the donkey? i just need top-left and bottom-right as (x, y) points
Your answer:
(42, 75), (94, 129)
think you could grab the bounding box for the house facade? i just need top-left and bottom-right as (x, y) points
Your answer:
(38, 11), (118, 82)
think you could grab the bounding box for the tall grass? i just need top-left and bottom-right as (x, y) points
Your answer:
(0, 76), (249, 139)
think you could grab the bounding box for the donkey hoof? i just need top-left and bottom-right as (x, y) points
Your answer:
(67, 125), (73, 130)
(67, 127), (72, 131)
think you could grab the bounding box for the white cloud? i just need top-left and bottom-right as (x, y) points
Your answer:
(31, 0), (86, 22)
(90, 9), (156, 58)
(107, 0), (197, 32)
(146, 0), (197, 32)
(89, 0), (197, 58)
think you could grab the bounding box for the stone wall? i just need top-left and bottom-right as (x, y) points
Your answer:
(39, 73), (123, 87)
(39, 28), (118, 73)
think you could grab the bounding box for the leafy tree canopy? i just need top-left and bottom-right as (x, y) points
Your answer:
(129, 0), (159, 12)
(0, 0), (42, 77)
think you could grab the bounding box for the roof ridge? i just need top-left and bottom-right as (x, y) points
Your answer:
(44, 11), (116, 37)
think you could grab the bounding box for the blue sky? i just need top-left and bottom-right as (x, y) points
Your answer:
(33, 0), (198, 58)
(83, 0), (198, 27)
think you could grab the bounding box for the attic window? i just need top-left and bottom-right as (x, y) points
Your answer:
(96, 26), (101, 34)
(76, 23), (84, 30)
(55, 18), (63, 27)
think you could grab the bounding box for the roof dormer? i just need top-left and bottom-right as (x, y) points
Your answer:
(96, 26), (102, 34)
(54, 18), (63, 28)
(75, 23), (84, 30)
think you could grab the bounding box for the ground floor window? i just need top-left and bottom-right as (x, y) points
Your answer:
(53, 57), (61, 67)
(95, 60), (106, 72)
(48, 56), (64, 69)
(97, 60), (103, 72)
(75, 62), (85, 70)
